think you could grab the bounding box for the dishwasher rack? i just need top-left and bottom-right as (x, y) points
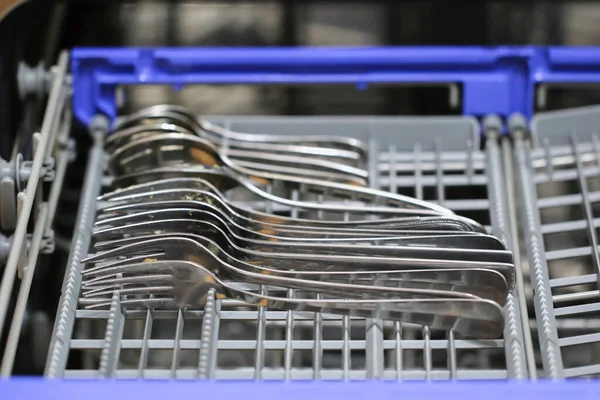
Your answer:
(52, 115), (528, 380)
(3, 47), (600, 386)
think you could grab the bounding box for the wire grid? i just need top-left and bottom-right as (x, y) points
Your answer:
(515, 126), (600, 379)
(58, 117), (526, 380)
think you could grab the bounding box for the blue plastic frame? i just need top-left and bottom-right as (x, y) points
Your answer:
(1, 379), (598, 399)
(70, 46), (600, 127)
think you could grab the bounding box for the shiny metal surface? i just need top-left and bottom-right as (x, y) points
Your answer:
(109, 169), (473, 220)
(75, 106), (514, 343)
(112, 104), (368, 167)
(79, 258), (505, 339)
(98, 179), (485, 231)
(109, 132), (368, 186)
(86, 230), (513, 293)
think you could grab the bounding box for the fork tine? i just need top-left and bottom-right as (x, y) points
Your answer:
(92, 217), (191, 240)
(94, 235), (165, 250)
(82, 273), (175, 290)
(82, 285), (175, 298)
(97, 178), (187, 201)
(94, 211), (151, 227)
(81, 260), (175, 280)
(82, 252), (166, 274)
(82, 273), (174, 290)
(81, 240), (166, 263)
(92, 224), (140, 241)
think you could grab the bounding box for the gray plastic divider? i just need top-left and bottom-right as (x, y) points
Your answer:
(531, 105), (600, 148)
(515, 106), (600, 378)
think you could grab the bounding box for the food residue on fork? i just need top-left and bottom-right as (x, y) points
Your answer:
(143, 258), (158, 263)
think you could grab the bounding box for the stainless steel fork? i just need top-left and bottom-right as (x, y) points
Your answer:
(100, 177), (485, 231)
(89, 223), (515, 287)
(108, 166), (468, 219)
(112, 104), (368, 168)
(78, 259), (505, 339)
(109, 131), (369, 186)
(82, 233), (509, 306)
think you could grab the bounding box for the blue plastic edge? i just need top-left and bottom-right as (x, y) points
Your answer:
(69, 46), (600, 128)
(1, 379), (599, 399)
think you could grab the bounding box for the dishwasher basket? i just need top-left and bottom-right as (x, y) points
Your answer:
(3, 47), (600, 390)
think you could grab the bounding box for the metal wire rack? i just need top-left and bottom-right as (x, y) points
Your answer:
(44, 114), (531, 380)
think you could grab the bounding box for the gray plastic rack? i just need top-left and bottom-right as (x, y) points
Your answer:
(513, 105), (600, 379)
(44, 113), (535, 380)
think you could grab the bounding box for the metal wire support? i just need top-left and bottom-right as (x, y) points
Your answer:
(364, 135), (384, 379)
(502, 115), (537, 380)
(482, 115), (528, 380)
(512, 117), (564, 379)
(45, 115), (108, 377)
(0, 51), (70, 350)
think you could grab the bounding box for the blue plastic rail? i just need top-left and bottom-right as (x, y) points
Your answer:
(1, 379), (598, 400)
(534, 47), (600, 85)
(70, 46), (600, 127)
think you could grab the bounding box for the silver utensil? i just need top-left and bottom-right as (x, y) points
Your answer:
(78, 259), (505, 339)
(99, 187), (487, 236)
(107, 122), (365, 167)
(82, 234), (509, 305)
(95, 205), (506, 250)
(112, 104), (368, 167)
(108, 166), (467, 220)
(100, 177), (485, 231)
(89, 219), (515, 287)
(109, 131), (368, 186)
(106, 123), (369, 181)
(77, 104), (513, 340)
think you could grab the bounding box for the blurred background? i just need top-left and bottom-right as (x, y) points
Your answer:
(8, 0), (600, 122)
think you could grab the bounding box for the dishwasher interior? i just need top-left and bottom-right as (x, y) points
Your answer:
(2, 4), (600, 380)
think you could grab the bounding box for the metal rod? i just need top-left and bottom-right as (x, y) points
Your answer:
(484, 117), (527, 379)
(393, 321), (403, 381)
(284, 288), (295, 381)
(502, 136), (538, 380)
(365, 135), (384, 379)
(253, 286), (268, 380)
(99, 292), (124, 378)
(423, 326), (432, 381)
(45, 117), (107, 377)
(197, 289), (220, 379)
(513, 130), (564, 379)
(447, 330), (457, 380)
(312, 293), (323, 380)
